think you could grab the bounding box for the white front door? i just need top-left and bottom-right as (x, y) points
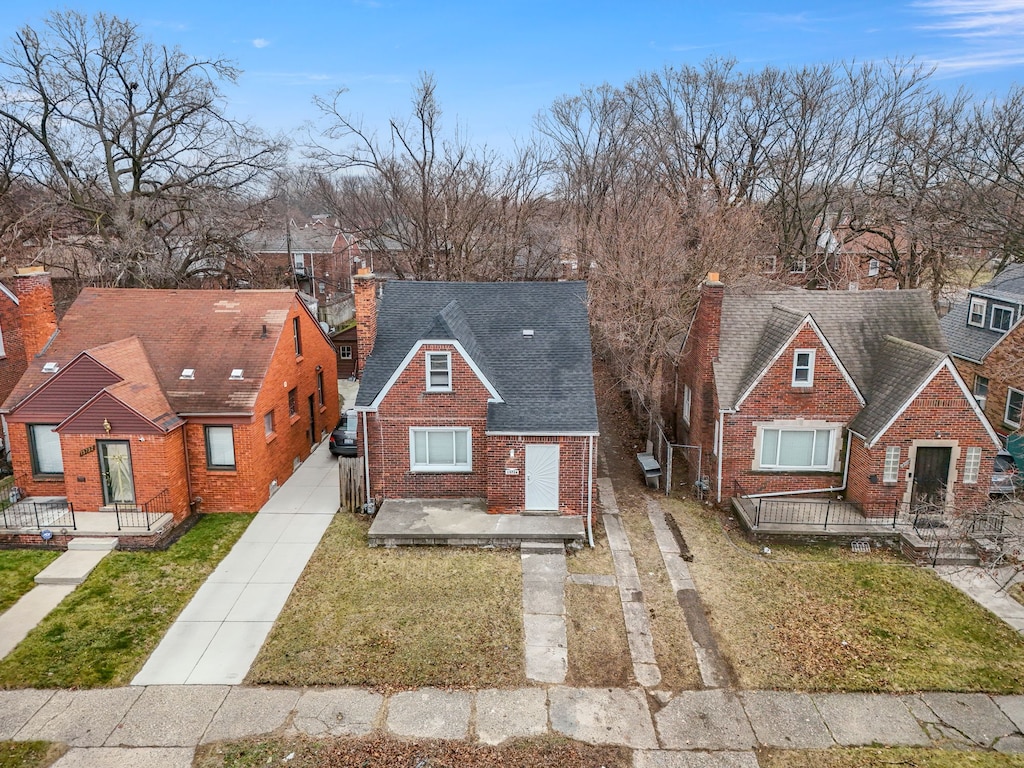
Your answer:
(525, 443), (560, 511)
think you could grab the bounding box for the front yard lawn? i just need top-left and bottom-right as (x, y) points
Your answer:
(247, 512), (526, 690)
(0, 551), (60, 614)
(0, 513), (252, 689)
(669, 498), (1024, 693)
(0, 741), (64, 768)
(760, 747), (1024, 767)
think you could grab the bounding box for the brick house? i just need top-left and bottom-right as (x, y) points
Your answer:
(352, 272), (598, 518)
(1, 288), (338, 523)
(940, 264), (1024, 462)
(330, 323), (359, 379)
(0, 268), (59, 458)
(670, 275), (1000, 518)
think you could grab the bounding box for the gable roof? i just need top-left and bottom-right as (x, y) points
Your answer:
(2, 288), (318, 416)
(355, 281), (598, 434)
(941, 264), (1024, 363)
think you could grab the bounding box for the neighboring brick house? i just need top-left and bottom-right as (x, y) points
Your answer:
(352, 272), (598, 518)
(941, 264), (1024, 461)
(670, 275), (1000, 517)
(758, 228), (901, 291)
(0, 268), (59, 457)
(0, 288), (338, 522)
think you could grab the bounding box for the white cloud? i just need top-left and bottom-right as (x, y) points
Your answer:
(252, 38), (271, 49)
(914, 0), (1024, 38)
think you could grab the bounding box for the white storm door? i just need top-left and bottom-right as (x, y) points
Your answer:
(525, 443), (560, 511)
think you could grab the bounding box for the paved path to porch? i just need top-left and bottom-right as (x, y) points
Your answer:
(132, 441), (339, 686)
(936, 565), (1024, 634)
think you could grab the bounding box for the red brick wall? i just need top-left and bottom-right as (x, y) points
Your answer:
(484, 434), (596, 516)
(720, 325), (863, 498)
(950, 325), (1024, 441)
(846, 365), (997, 516)
(12, 271), (57, 364)
(0, 293), (28, 410)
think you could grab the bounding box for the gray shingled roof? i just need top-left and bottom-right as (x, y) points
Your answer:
(941, 264), (1024, 363)
(355, 281), (598, 434)
(716, 288), (948, 444)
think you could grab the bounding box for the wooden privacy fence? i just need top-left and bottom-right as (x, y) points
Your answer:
(338, 456), (366, 513)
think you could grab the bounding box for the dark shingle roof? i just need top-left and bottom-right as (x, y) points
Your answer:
(715, 288), (948, 443)
(941, 264), (1024, 363)
(355, 281), (598, 434)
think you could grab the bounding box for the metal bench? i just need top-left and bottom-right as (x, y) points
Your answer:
(636, 452), (661, 489)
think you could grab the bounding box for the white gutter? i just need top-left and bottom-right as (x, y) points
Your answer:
(361, 410), (371, 509)
(740, 430), (853, 499)
(586, 435), (595, 548)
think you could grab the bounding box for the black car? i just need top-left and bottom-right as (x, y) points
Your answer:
(329, 409), (358, 457)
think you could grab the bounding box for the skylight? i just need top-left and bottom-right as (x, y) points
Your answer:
(522, 329), (535, 338)
(180, 368), (195, 380)
(41, 362), (59, 373)
(229, 369), (244, 380)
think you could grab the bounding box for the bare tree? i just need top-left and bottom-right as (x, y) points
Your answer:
(0, 10), (284, 287)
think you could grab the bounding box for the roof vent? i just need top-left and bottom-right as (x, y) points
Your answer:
(41, 362), (59, 373)
(229, 368), (244, 381)
(180, 368), (195, 380)
(522, 329), (534, 338)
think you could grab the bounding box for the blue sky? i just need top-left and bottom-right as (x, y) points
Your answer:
(3, 1), (1024, 153)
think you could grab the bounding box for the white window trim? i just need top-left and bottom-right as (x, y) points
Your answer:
(968, 297), (987, 328)
(339, 345), (353, 360)
(0, 321), (6, 357)
(1006, 387), (1024, 428)
(682, 385), (692, 425)
(868, 258), (880, 277)
(425, 351), (452, 391)
(789, 256), (808, 274)
(883, 446), (901, 483)
(991, 303), (1013, 332)
(963, 446), (982, 485)
(29, 424), (63, 475)
(974, 375), (989, 409)
(753, 420), (840, 472)
(409, 427), (472, 473)
(792, 349), (816, 387)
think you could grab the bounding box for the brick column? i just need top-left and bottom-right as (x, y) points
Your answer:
(12, 267), (57, 363)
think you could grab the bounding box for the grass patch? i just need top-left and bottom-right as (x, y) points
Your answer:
(671, 499), (1024, 692)
(565, 515), (614, 575)
(564, 582), (632, 687)
(247, 513), (525, 690)
(0, 551), (60, 614)
(0, 513), (251, 689)
(195, 735), (631, 768)
(760, 747), (1024, 767)
(0, 742), (65, 768)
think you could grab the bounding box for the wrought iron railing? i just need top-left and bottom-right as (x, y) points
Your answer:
(115, 489), (172, 531)
(733, 479), (898, 530)
(0, 474), (75, 531)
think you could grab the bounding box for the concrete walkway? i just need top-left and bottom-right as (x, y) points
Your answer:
(3, 685), (1024, 766)
(521, 542), (569, 683)
(132, 441), (339, 686)
(936, 565), (1024, 634)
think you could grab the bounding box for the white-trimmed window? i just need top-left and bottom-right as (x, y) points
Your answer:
(759, 427), (835, 471)
(0, 321), (6, 357)
(991, 304), (1014, 332)
(29, 424), (63, 475)
(868, 259), (880, 277)
(883, 446), (901, 483)
(426, 351), (452, 391)
(968, 297), (987, 327)
(792, 349), (815, 387)
(974, 375), (989, 409)
(682, 385), (692, 425)
(410, 427), (471, 472)
(205, 426), (236, 470)
(1006, 388), (1024, 428)
(339, 345), (353, 360)
(963, 446), (982, 485)
(789, 256), (808, 274)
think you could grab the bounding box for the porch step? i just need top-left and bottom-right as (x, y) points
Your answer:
(521, 509), (560, 517)
(68, 537), (119, 551)
(35, 548), (112, 586)
(521, 540), (566, 554)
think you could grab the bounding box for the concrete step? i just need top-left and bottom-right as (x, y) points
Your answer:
(521, 540), (566, 554)
(67, 537), (119, 551)
(35, 549), (112, 585)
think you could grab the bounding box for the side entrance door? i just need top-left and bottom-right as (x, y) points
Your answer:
(525, 443), (560, 511)
(910, 446), (952, 513)
(98, 440), (135, 506)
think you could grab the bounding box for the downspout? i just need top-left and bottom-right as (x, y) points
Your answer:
(182, 423), (195, 514)
(716, 411), (725, 504)
(742, 430), (853, 499)
(586, 435), (595, 548)
(361, 411), (371, 510)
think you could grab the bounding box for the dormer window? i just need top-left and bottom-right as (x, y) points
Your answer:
(968, 297), (986, 327)
(426, 352), (451, 391)
(229, 369), (244, 381)
(180, 368), (195, 380)
(868, 259), (880, 277)
(991, 304), (1014, 332)
(792, 349), (815, 387)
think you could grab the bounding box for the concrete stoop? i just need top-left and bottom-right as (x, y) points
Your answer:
(68, 537), (119, 551)
(521, 540), (567, 554)
(900, 530), (982, 566)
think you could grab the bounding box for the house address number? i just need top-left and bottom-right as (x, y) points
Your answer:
(80, 445), (96, 457)
(504, 468), (520, 475)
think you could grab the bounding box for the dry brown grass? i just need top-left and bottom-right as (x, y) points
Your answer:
(565, 515), (615, 575)
(564, 582), (632, 687)
(247, 513), (526, 691)
(759, 747), (1024, 767)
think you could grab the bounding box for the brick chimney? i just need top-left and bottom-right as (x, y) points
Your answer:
(12, 267), (57, 364)
(353, 268), (379, 377)
(697, 272), (724, 366)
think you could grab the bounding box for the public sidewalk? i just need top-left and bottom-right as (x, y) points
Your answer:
(132, 441), (339, 685)
(4, 684), (1024, 767)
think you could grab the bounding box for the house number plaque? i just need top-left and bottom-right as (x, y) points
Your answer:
(80, 445), (96, 457)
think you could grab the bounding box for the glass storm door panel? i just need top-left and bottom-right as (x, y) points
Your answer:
(99, 440), (135, 506)
(910, 446), (951, 512)
(525, 443), (560, 511)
